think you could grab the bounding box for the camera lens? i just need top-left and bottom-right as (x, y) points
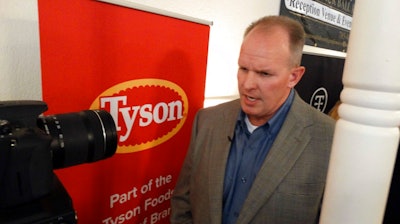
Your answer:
(37, 110), (118, 169)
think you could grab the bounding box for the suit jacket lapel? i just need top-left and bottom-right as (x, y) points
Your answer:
(237, 94), (313, 223)
(207, 100), (241, 223)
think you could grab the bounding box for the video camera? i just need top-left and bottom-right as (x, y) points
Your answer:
(0, 101), (118, 223)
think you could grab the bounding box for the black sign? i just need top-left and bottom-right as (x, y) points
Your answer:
(280, 0), (355, 52)
(295, 53), (344, 114)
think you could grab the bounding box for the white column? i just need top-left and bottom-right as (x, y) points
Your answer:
(320, 1), (400, 224)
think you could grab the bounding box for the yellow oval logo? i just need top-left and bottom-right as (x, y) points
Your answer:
(90, 79), (188, 153)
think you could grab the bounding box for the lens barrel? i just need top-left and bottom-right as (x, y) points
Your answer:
(37, 110), (118, 169)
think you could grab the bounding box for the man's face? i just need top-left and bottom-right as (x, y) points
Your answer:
(237, 26), (304, 126)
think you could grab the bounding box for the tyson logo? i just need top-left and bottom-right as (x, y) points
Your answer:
(90, 79), (188, 153)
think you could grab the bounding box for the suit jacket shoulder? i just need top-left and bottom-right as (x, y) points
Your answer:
(237, 93), (335, 224)
(196, 99), (240, 126)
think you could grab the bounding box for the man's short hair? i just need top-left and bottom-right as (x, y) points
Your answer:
(244, 15), (306, 66)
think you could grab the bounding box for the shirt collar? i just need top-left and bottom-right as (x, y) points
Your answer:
(237, 89), (295, 135)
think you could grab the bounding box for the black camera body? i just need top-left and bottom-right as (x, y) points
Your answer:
(0, 101), (54, 208)
(0, 101), (118, 223)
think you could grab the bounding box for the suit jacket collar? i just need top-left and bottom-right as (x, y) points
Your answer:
(207, 99), (240, 223)
(205, 92), (313, 223)
(237, 92), (313, 223)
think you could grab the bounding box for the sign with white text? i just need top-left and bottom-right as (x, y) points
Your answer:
(38, 1), (210, 223)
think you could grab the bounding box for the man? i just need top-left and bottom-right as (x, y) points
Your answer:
(170, 15), (335, 224)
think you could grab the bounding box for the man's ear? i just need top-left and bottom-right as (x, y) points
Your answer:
(288, 66), (305, 88)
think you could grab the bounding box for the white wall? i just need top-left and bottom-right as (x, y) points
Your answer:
(0, 0), (344, 106)
(122, 0), (282, 107)
(0, 0), (42, 100)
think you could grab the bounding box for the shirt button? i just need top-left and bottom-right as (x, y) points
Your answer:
(241, 177), (247, 183)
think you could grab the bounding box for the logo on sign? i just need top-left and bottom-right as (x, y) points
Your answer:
(310, 87), (328, 112)
(90, 79), (188, 153)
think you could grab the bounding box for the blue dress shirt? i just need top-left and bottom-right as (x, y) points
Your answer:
(222, 89), (295, 224)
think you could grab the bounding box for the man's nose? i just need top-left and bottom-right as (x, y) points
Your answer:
(242, 71), (257, 90)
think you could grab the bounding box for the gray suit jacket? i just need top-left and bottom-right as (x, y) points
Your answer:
(170, 93), (335, 224)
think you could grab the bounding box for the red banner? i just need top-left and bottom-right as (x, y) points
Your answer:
(38, 1), (209, 223)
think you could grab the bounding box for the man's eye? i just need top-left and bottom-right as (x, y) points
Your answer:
(239, 67), (248, 72)
(260, 72), (270, 76)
